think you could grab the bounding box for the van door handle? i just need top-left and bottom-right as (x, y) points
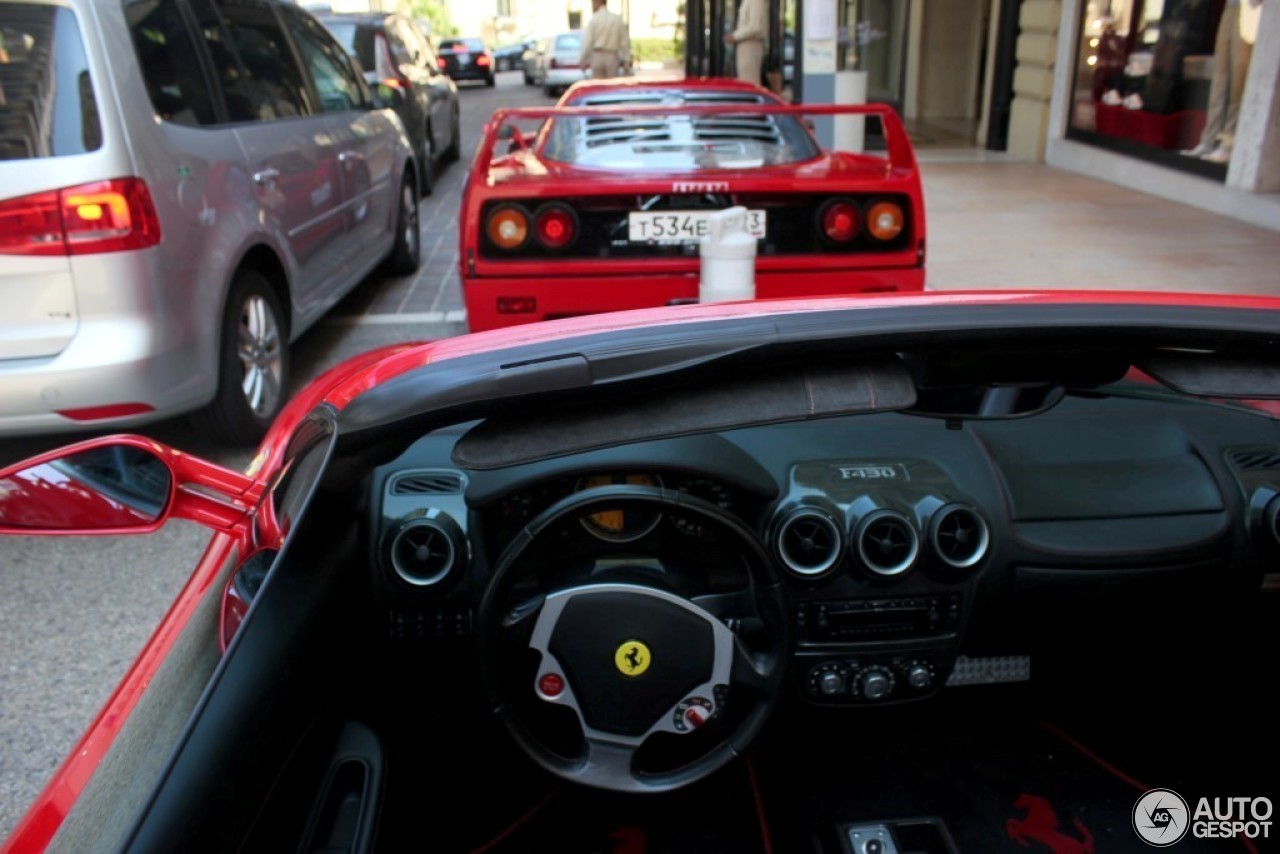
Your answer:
(253, 168), (280, 186)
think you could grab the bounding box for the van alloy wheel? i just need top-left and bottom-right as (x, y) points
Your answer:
(237, 293), (283, 418)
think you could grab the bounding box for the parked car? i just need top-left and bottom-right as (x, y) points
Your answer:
(529, 30), (585, 97)
(435, 36), (495, 87)
(493, 37), (535, 72)
(0, 0), (421, 442)
(316, 11), (461, 195)
(460, 77), (924, 331)
(2, 291), (1278, 852)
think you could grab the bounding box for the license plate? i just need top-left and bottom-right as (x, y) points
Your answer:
(628, 210), (766, 243)
(458, 55), (470, 66)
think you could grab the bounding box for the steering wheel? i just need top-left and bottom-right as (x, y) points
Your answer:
(477, 485), (789, 793)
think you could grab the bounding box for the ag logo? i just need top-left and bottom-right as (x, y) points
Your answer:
(614, 640), (651, 677)
(1133, 789), (1190, 846)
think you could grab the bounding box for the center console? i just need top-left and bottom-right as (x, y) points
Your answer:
(794, 594), (964, 704)
(767, 459), (988, 706)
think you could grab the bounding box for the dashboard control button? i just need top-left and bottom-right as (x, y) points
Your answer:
(907, 663), (932, 689)
(538, 673), (565, 698)
(807, 661), (851, 698)
(860, 668), (893, 700)
(674, 696), (715, 732)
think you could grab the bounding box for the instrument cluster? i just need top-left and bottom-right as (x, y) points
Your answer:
(493, 470), (744, 547)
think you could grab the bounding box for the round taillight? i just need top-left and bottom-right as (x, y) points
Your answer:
(533, 204), (577, 249)
(819, 200), (859, 243)
(486, 205), (530, 250)
(866, 201), (905, 241)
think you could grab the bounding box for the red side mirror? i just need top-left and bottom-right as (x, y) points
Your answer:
(0, 435), (258, 535)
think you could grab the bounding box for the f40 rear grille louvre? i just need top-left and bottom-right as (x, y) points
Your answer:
(691, 116), (781, 144)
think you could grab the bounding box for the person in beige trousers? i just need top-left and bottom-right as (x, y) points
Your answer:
(580, 0), (631, 79)
(724, 0), (767, 84)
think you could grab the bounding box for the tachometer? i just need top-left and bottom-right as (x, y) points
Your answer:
(575, 473), (664, 542)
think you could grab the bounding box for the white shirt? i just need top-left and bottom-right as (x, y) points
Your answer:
(581, 7), (631, 64)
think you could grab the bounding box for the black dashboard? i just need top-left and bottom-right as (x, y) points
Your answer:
(365, 389), (1279, 707)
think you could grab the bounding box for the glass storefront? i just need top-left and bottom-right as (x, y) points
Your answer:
(1067, 0), (1263, 179)
(835, 0), (909, 109)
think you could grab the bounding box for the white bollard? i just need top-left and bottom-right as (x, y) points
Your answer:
(833, 70), (868, 153)
(698, 206), (757, 303)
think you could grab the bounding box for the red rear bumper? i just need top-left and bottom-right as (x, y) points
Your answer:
(463, 268), (925, 331)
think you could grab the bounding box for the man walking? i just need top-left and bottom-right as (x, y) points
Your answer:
(724, 0), (766, 84)
(580, 0), (631, 79)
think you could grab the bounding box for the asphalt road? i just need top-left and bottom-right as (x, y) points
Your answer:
(0, 70), (548, 841)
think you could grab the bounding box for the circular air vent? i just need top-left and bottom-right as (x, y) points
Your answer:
(1265, 496), (1280, 547)
(930, 505), (991, 570)
(775, 508), (843, 578)
(854, 510), (919, 577)
(387, 515), (462, 588)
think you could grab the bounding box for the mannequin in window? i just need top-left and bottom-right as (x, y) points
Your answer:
(1183, 0), (1263, 163)
(723, 0), (767, 85)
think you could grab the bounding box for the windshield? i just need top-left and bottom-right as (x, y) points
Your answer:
(440, 38), (485, 52)
(539, 89), (821, 172)
(554, 33), (581, 51)
(0, 3), (101, 161)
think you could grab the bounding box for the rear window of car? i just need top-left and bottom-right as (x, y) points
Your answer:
(439, 37), (484, 52)
(541, 89), (821, 171)
(554, 33), (580, 51)
(323, 20), (377, 73)
(0, 4), (102, 160)
(126, 0), (218, 126)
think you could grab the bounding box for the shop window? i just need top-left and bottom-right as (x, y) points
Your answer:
(1067, 0), (1261, 178)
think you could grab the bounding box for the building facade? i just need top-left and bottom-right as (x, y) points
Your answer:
(785, 0), (1280, 230)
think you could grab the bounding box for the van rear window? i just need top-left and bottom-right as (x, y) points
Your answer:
(0, 4), (102, 160)
(126, 0), (217, 125)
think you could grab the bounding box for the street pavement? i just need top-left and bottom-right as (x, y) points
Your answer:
(0, 71), (546, 840)
(2, 69), (1279, 841)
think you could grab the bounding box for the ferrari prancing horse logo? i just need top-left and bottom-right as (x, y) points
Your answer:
(615, 640), (651, 677)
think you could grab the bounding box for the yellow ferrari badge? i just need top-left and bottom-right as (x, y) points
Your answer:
(614, 640), (651, 677)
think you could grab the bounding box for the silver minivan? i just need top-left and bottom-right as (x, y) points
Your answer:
(0, 0), (421, 442)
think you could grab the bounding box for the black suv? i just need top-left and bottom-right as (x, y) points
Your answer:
(317, 12), (461, 194)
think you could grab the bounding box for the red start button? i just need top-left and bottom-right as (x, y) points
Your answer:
(538, 673), (565, 697)
(684, 706), (709, 728)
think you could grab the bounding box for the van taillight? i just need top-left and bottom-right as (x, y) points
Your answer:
(0, 178), (161, 256)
